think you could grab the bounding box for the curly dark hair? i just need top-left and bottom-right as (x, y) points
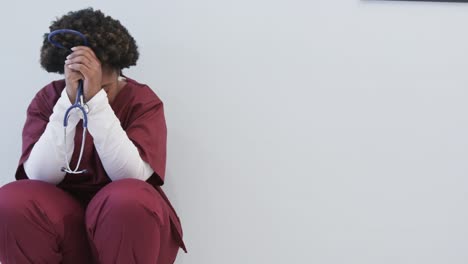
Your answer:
(40, 8), (139, 74)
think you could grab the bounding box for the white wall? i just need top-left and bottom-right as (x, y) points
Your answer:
(1, 0), (468, 263)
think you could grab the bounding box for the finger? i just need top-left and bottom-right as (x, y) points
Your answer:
(69, 72), (84, 81)
(67, 53), (99, 69)
(67, 50), (97, 62)
(66, 53), (101, 74)
(67, 63), (92, 78)
(65, 55), (93, 67)
(67, 54), (100, 73)
(71, 46), (96, 55)
(64, 63), (84, 75)
(69, 46), (98, 60)
(64, 66), (81, 79)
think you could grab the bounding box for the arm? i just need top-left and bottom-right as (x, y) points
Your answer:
(64, 46), (154, 181)
(86, 89), (154, 181)
(23, 89), (80, 184)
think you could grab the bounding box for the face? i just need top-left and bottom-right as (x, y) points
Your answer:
(99, 67), (125, 103)
(100, 67), (119, 93)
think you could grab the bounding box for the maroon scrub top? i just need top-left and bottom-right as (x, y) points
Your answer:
(15, 77), (186, 252)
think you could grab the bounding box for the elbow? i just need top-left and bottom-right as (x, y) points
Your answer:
(107, 162), (153, 182)
(24, 160), (64, 185)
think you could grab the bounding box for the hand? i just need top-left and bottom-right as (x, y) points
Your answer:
(63, 57), (84, 103)
(64, 46), (102, 102)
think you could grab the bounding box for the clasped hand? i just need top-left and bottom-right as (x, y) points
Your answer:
(64, 46), (102, 103)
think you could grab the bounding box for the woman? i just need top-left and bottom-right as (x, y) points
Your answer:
(0, 8), (186, 264)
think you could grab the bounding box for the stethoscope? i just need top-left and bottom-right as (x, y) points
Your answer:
(48, 29), (89, 174)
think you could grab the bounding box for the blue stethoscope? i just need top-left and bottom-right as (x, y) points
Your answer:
(48, 29), (89, 174)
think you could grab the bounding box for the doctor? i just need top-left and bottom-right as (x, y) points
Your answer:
(0, 8), (185, 264)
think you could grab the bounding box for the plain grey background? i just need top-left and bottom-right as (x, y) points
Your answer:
(1, 0), (468, 263)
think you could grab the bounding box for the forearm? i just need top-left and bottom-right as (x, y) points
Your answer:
(24, 89), (80, 184)
(86, 90), (154, 181)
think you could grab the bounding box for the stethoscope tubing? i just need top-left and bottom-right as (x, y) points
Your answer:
(48, 29), (88, 50)
(48, 29), (89, 174)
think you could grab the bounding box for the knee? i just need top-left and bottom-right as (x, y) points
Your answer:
(0, 180), (82, 222)
(0, 180), (51, 213)
(87, 179), (167, 225)
(92, 179), (158, 208)
(0, 181), (50, 226)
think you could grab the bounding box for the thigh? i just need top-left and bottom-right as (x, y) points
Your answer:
(0, 180), (84, 221)
(86, 179), (180, 264)
(0, 180), (92, 264)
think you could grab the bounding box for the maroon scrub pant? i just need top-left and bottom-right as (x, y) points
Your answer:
(0, 179), (180, 264)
